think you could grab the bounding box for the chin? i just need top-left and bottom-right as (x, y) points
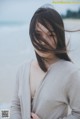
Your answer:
(35, 50), (52, 58)
(38, 53), (50, 58)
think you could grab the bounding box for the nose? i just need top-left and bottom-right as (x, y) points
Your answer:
(42, 33), (47, 40)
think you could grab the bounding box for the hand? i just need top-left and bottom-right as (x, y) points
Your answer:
(31, 112), (40, 119)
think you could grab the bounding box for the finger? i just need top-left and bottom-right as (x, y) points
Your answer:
(31, 113), (40, 119)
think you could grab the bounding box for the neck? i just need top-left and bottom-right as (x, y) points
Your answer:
(44, 56), (60, 69)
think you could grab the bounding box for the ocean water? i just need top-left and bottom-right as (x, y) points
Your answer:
(0, 19), (80, 108)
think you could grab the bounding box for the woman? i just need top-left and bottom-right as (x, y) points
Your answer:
(10, 6), (80, 119)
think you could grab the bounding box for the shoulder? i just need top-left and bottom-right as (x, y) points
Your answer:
(16, 59), (33, 76)
(59, 60), (80, 95)
(16, 59), (39, 76)
(62, 60), (80, 87)
(60, 59), (80, 74)
(56, 60), (80, 85)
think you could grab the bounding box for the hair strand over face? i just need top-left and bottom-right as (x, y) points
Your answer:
(29, 7), (71, 72)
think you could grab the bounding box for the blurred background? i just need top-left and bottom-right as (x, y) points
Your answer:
(0, 0), (80, 109)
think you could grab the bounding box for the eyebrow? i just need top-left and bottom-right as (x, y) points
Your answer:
(37, 30), (48, 33)
(36, 29), (52, 36)
(36, 24), (55, 37)
(36, 23), (50, 33)
(36, 29), (56, 37)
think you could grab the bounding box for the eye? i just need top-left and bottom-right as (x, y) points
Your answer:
(49, 34), (53, 37)
(47, 32), (53, 36)
(36, 32), (41, 36)
(47, 34), (53, 38)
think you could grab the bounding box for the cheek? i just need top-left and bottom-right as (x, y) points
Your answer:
(35, 49), (51, 57)
(49, 38), (57, 49)
(46, 35), (57, 49)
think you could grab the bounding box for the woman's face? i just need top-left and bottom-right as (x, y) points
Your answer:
(34, 22), (57, 59)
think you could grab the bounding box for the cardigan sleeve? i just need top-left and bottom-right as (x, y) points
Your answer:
(10, 69), (22, 119)
(59, 70), (80, 119)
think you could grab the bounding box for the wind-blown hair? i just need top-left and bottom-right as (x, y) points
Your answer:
(29, 7), (71, 72)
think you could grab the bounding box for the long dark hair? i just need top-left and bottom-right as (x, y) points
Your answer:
(29, 7), (71, 72)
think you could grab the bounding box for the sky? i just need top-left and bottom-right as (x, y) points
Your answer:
(0, 0), (80, 23)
